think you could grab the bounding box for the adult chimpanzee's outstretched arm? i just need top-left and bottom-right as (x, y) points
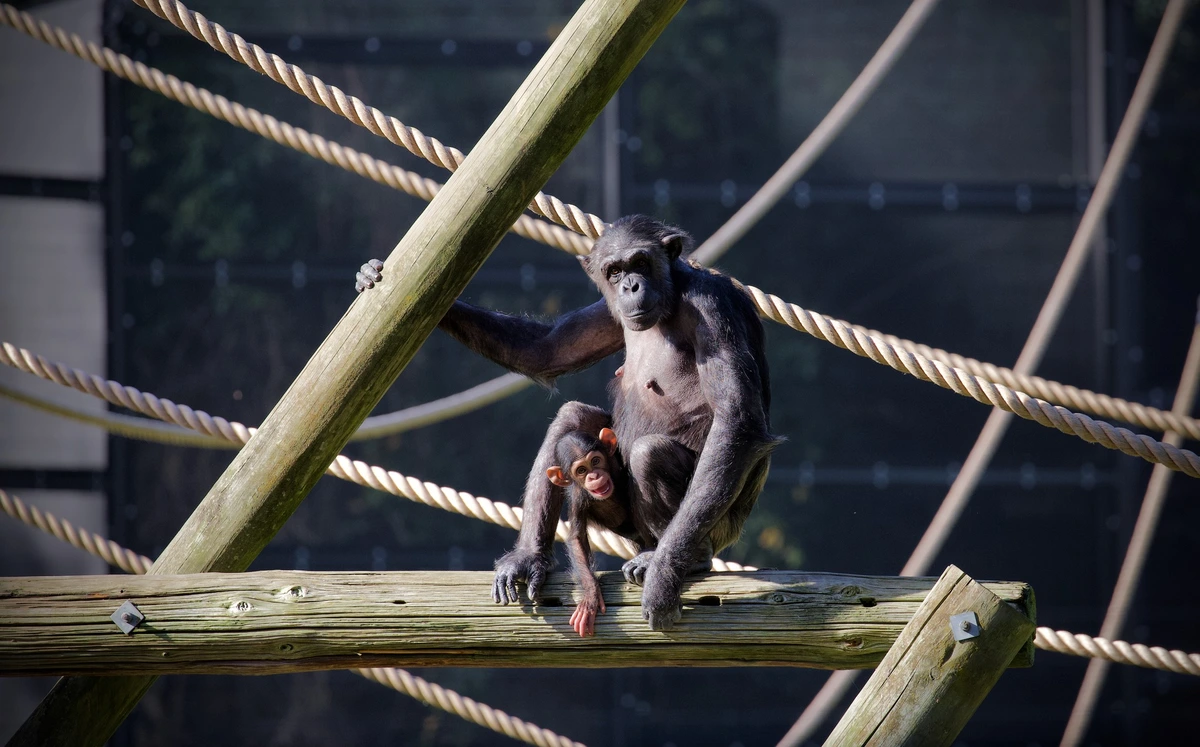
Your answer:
(440, 299), (624, 383)
(493, 401), (612, 605)
(640, 295), (780, 629)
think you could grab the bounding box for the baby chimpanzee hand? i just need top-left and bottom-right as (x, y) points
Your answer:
(492, 548), (554, 605)
(355, 259), (384, 293)
(570, 588), (606, 637)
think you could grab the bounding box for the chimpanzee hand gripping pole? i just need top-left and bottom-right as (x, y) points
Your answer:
(8, 1), (685, 744)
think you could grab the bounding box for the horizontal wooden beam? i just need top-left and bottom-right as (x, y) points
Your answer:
(0, 570), (1034, 676)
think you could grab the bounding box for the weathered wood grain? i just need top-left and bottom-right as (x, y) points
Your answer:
(9, 1), (687, 744)
(0, 570), (1034, 676)
(823, 565), (1037, 747)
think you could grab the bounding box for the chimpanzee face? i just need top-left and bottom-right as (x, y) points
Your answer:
(547, 428), (621, 499)
(583, 216), (690, 332)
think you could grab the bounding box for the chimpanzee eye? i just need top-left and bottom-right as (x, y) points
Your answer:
(576, 465), (587, 477)
(606, 266), (621, 282)
(631, 256), (648, 273)
(591, 456), (601, 467)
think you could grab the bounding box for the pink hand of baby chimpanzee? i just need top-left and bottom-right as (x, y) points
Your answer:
(569, 588), (606, 638)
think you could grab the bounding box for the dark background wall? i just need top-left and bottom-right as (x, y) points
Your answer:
(2, 0), (1198, 744)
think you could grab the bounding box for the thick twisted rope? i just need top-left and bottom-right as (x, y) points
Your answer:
(0, 341), (751, 572)
(859, 326), (1200, 441)
(0, 488), (153, 574)
(355, 668), (585, 747)
(0, 4), (592, 256)
(8, 6), (1192, 443)
(121, 0), (605, 239)
(1035, 628), (1200, 676)
(4, 489), (1194, 681)
(0, 489), (585, 747)
(744, 290), (1200, 478)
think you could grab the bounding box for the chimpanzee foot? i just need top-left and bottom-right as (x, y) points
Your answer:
(641, 565), (684, 631)
(621, 551), (655, 586)
(355, 259), (384, 293)
(644, 602), (683, 631)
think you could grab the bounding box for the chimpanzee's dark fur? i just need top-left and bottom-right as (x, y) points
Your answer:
(359, 215), (780, 630)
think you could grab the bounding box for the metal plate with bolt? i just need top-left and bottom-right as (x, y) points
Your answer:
(950, 610), (980, 641)
(111, 601), (144, 635)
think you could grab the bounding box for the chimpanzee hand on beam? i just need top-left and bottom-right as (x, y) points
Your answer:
(358, 216), (780, 630)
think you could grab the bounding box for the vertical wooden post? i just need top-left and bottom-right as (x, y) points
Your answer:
(8, 1), (685, 745)
(823, 565), (1035, 747)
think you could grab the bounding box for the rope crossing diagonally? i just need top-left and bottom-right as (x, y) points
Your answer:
(0, 489), (153, 574)
(742, 288), (1200, 478)
(124, 0), (607, 240)
(859, 327), (1200, 442)
(4, 487), (1199, 682)
(355, 668), (585, 747)
(0, 4), (592, 257)
(0, 489), (584, 747)
(4, 3), (1197, 448)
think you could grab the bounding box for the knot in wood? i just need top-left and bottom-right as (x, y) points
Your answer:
(229, 600), (253, 613)
(280, 585), (308, 599)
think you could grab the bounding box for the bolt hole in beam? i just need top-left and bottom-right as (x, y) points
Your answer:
(392, 600), (406, 605)
(695, 595), (723, 607)
(859, 597), (878, 608)
(538, 597), (564, 607)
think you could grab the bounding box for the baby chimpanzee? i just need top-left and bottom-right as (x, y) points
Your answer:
(545, 427), (633, 637)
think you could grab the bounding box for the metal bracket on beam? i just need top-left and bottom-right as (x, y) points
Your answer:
(950, 610), (980, 642)
(111, 601), (144, 635)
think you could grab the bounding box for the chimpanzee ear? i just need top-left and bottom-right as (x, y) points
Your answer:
(660, 233), (689, 261)
(598, 427), (618, 456)
(546, 467), (572, 487)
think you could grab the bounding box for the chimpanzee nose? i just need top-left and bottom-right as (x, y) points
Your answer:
(622, 277), (639, 294)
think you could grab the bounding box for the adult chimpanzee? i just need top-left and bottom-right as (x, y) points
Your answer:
(355, 215), (780, 630)
(545, 427), (633, 637)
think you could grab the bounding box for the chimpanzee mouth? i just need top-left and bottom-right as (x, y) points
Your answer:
(589, 480), (614, 499)
(622, 310), (656, 329)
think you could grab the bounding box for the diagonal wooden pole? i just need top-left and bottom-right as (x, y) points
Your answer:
(7, 1), (685, 744)
(823, 565), (1035, 746)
